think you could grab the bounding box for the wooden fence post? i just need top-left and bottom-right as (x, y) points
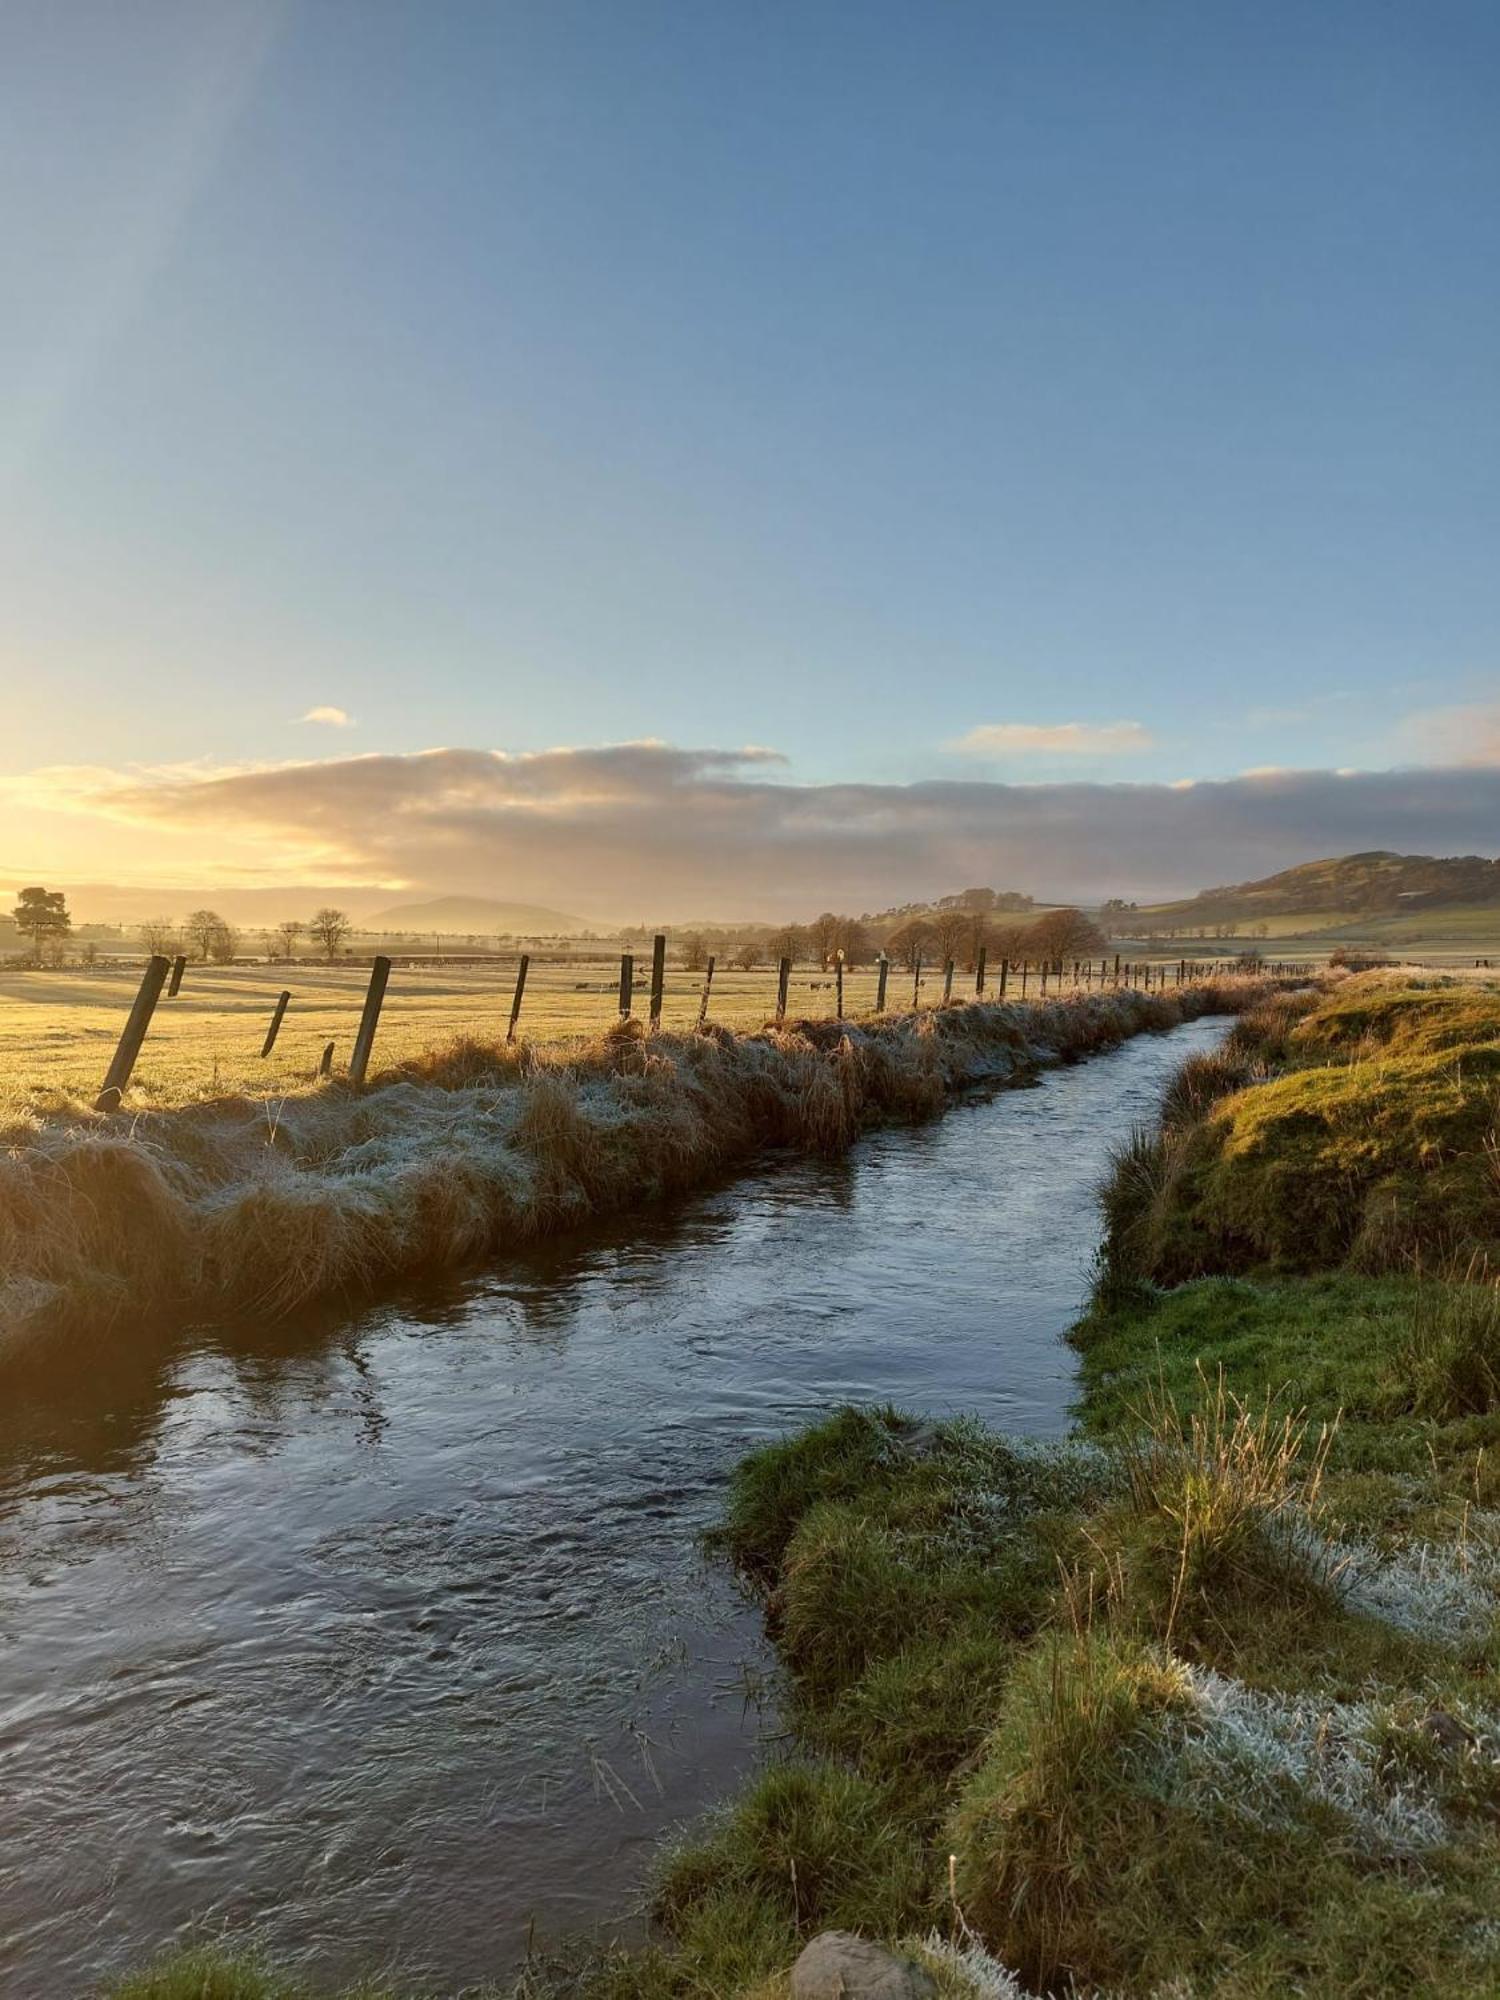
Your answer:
(943, 959), (955, 1002)
(350, 955), (392, 1082)
(975, 945), (987, 996)
(318, 1041), (335, 1078)
(649, 933), (666, 1028)
(506, 954), (530, 1043)
(96, 955), (170, 1111)
(1020, 960), (1028, 997)
(775, 956), (791, 1023)
(875, 955), (889, 1012)
(835, 951), (844, 1019)
(1040, 961), (1048, 996)
(619, 952), (634, 1016)
(999, 956), (1009, 998)
(261, 990), (291, 1058)
(1113, 953), (1121, 986)
(168, 955), (186, 998)
(912, 953), (922, 1008)
(698, 954), (716, 1024)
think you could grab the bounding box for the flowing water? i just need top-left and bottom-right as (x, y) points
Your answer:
(0, 1016), (1226, 1998)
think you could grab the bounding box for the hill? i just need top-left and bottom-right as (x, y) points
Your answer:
(1136, 851), (1500, 929)
(364, 895), (592, 936)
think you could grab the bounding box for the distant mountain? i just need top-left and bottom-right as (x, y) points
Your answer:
(1138, 852), (1500, 927)
(365, 896), (592, 936)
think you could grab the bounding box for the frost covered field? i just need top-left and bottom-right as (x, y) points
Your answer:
(0, 954), (896, 1114)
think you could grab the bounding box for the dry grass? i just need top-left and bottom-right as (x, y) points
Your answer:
(0, 976), (1289, 1365)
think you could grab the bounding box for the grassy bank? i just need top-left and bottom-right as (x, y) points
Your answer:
(499, 972), (1500, 2000)
(1102, 972), (1500, 1283)
(1, 978), (1272, 1366)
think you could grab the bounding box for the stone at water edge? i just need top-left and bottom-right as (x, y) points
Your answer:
(790, 1932), (938, 2000)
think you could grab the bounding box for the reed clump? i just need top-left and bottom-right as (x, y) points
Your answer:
(2, 978), (1281, 1365)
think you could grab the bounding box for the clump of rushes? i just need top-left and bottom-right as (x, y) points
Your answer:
(1096, 1373), (1338, 1652)
(1389, 1274), (1500, 1418)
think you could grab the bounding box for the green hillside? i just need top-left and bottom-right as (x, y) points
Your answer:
(1137, 850), (1500, 929)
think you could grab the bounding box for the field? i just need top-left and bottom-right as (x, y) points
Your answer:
(0, 955), (902, 1115)
(0, 950), (1180, 1117)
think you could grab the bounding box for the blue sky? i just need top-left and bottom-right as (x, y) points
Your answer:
(2, 1), (1498, 911)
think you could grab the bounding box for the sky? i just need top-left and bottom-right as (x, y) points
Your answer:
(2, 0), (1498, 920)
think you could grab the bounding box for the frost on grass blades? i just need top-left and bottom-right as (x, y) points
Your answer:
(0, 978), (1280, 1363)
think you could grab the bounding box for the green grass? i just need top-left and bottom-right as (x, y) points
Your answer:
(1099, 975), (1500, 1283)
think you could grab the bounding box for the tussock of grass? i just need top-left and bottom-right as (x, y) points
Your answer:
(2, 980), (1280, 1366)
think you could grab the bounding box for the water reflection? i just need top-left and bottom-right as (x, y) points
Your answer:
(0, 1018), (1226, 1998)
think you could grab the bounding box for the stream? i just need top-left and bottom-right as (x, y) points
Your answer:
(0, 1014), (1226, 1997)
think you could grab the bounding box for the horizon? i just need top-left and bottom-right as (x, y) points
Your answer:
(4, 3), (1498, 915)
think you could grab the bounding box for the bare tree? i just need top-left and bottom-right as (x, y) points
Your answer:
(886, 920), (931, 971)
(139, 917), (178, 957)
(733, 937), (762, 971)
(309, 907), (352, 961)
(273, 920), (304, 962)
(808, 912), (841, 970)
(184, 909), (229, 963)
(928, 909), (970, 967)
(767, 924), (809, 965)
(678, 930), (708, 972)
(1026, 907), (1108, 962)
(832, 917), (872, 967)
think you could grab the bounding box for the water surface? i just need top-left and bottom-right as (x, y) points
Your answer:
(0, 1016), (1225, 1996)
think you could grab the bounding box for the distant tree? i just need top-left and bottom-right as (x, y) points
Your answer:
(79, 939), (101, 969)
(733, 937), (762, 972)
(184, 909), (230, 963)
(273, 920), (304, 962)
(309, 907), (352, 960)
(1026, 907), (1109, 963)
(12, 887), (71, 962)
(208, 919), (239, 964)
(929, 909), (970, 967)
(832, 916), (872, 967)
(767, 924), (809, 965)
(678, 930), (709, 972)
(808, 912), (841, 970)
(886, 919), (932, 971)
(139, 917), (178, 958)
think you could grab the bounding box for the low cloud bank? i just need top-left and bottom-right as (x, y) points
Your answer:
(16, 742), (1500, 916)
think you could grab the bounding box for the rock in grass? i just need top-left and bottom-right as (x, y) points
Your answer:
(791, 1932), (938, 2000)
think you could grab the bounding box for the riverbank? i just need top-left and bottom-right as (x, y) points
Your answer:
(2, 978), (1281, 1365)
(502, 972), (1500, 2000)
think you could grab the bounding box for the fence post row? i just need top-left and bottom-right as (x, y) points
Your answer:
(96, 954), (171, 1112)
(698, 954), (716, 1024)
(875, 954), (889, 1012)
(506, 954), (530, 1044)
(350, 955), (392, 1083)
(619, 952), (634, 1017)
(776, 955), (791, 1024)
(261, 989), (291, 1059)
(649, 933), (666, 1028)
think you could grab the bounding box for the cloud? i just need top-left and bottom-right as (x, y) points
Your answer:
(951, 720), (1155, 757)
(14, 739), (1500, 917)
(1401, 700), (1500, 767)
(300, 706), (354, 727)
